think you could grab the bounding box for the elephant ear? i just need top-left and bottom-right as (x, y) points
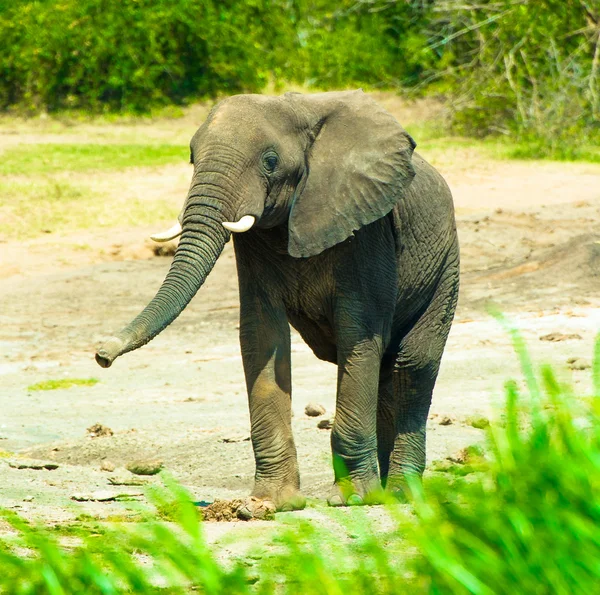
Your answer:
(285, 90), (416, 258)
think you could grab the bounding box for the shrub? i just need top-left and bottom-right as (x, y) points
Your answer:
(428, 0), (600, 153)
(0, 0), (297, 112)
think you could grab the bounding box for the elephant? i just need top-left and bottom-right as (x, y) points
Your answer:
(95, 90), (459, 516)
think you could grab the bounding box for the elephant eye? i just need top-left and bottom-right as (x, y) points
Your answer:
(263, 153), (278, 174)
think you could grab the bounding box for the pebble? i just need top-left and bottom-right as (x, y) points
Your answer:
(87, 423), (114, 438)
(126, 459), (163, 476)
(219, 435), (250, 443)
(567, 357), (591, 371)
(317, 418), (333, 430)
(100, 460), (116, 472)
(305, 403), (326, 417)
(7, 459), (59, 470)
(108, 472), (148, 486)
(539, 332), (582, 342)
(23, 495), (34, 502)
(71, 490), (143, 502)
(438, 416), (453, 426)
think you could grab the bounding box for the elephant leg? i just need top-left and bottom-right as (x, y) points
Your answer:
(328, 335), (384, 507)
(386, 263), (459, 496)
(238, 294), (305, 516)
(376, 355), (397, 488)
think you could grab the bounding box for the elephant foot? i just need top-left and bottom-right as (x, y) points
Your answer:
(384, 471), (422, 502)
(238, 484), (306, 519)
(327, 475), (383, 507)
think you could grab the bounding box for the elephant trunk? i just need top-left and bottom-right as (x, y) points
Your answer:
(95, 194), (231, 368)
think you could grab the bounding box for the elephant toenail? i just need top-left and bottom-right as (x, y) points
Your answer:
(347, 494), (363, 506)
(328, 494), (344, 507)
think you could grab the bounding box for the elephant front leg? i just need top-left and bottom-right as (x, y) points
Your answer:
(239, 297), (305, 517)
(328, 338), (384, 506)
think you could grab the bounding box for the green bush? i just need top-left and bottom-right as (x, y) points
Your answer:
(289, 0), (437, 89)
(428, 0), (600, 153)
(0, 0), (297, 112)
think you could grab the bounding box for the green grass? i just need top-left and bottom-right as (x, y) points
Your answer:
(0, 143), (186, 175)
(409, 318), (600, 594)
(27, 378), (99, 391)
(3, 327), (600, 593)
(407, 120), (600, 164)
(0, 178), (179, 240)
(505, 140), (600, 163)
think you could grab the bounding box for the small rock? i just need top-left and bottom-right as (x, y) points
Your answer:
(108, 472), (148, 486)
(100, 460), (116, 472)
(305, 403), (326, 417)
(126, 459), (163, 476)
(438, 416), (453, 426)
(447, 449), (469, 464)
(237, 497), (276, 521)
(71, 490), (143, 502)
(567, 357), (591, 371)
(447, 444), (485, 465)
(219, 435), (251, 443)
(466, 416), (490, 430)
(540, 332), (582, 342)
(23, 495), (34, 502)
(87, 423), (113, 438)
(7, 459), (59, 470)
(317, 418), (333, 430)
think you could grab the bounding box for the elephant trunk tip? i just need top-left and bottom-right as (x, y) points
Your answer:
(95, 336), (127, 368)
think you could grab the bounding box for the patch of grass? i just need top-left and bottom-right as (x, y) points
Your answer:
(27, 378), (99, 391)
(0, 144), (186, 175)
(408, 120), (600, 165)
(0, 178), (179, 240)
(505, 140), (600, 163)
(409, 321), (600, 593)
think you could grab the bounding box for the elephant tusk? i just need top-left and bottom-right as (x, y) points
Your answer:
(222, 215), (255, 233)
(150, 221), (182, 242)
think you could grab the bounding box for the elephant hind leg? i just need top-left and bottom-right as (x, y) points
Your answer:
(376, 354), (438, 489)
(376, 355), (397, 488)
(380, 260), (459, 494)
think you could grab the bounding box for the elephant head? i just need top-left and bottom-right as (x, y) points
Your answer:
(95, 90), (416, 368)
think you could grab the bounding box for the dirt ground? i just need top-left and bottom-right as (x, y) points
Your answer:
(1, 99), (599, 548)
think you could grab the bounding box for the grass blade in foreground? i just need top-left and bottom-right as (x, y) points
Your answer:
(409, 326), (600, 594)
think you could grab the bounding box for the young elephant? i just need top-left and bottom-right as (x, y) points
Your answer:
(96, 90), (459, 516)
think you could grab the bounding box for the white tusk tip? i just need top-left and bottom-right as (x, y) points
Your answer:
(222, 215), (256, 233)
(150, 221), (182, 242)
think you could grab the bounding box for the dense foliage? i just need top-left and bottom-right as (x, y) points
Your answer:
(428, 0), (600, 150)
(1, 331), (599, 593)
(0, 1), (598, 144)
(0, 0), (295, 112)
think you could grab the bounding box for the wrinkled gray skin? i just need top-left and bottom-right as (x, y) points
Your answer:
(96, 91), (459, 516)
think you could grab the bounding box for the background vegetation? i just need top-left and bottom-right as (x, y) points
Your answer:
(0, 0), (598, 154)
